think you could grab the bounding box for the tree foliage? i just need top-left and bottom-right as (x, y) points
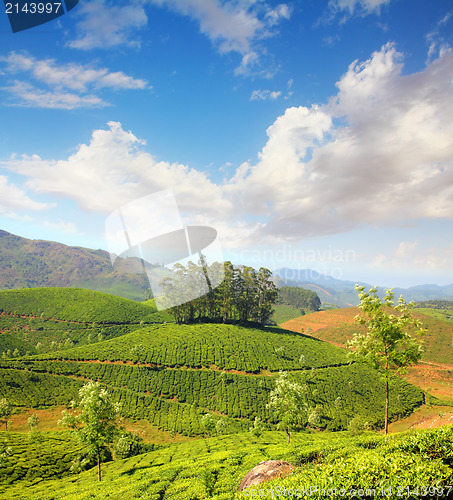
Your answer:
(278, 286), (321, 312)
(160, 261), (278, 326)
(347, 285), (424, 434)
(59, 381), (121, 481)
(267, 371), (308, 443)
(0, 398), (12, 431)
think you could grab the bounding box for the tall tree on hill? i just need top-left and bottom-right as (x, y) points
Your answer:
(347, 285), (424, 434)
(59, 381), (121, 481)
(257, 268), (278, 327)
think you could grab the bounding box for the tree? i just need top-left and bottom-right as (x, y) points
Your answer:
(249, 416), (265, 439)
(28, 413), (40, 442)
(59, 381), (121, 481)
(200, 413), (216, 438)
(0, 399), (12, 431)
(347, 285), (424, 434)
(267, 371), (307, 444)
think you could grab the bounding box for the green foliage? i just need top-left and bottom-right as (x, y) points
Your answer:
(162, 261), (278, 326)
(51, 322), (347, 372)
(2, 427), (453, 500)
(348, 285), (424, 433)
(249, 416), (265, 439)
(0, 399), (12, 431)
(59, 381), (121, 481)
(270, 304), (304, 325)
(0, 288), (159, 324)
(0, 288), (172, 352)
(267, 371), (308, 443)
(0, 430), (83, 486)
(239, 426), (453, 500)
(278, 286), (321, 312)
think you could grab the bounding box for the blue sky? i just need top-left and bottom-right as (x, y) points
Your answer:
(0, 0), (452, 288)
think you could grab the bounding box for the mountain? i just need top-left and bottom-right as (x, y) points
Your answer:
(0, 230), (150, 300)
(274, 268), (453, 307)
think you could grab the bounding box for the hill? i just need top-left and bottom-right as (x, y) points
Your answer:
(280, 307), (453, 402)
(0, 288), (171, 354)
(0, 319), (424, 434)
(0, 230), (151, 300)
(274, 268), (453, 307)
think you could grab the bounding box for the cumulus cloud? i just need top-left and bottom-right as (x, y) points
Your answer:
(3, 45), (453, 248)
(230, 44), (453, 242)
(0, 175), (53, 215)
(0, 52), (149, 109)
(2, 121), (231, 218)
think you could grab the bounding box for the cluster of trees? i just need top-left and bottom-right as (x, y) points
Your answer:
(278, 286), (321, 313)
(160, 260), (278, 326)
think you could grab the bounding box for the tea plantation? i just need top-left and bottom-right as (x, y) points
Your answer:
(0, 287), (448, 499)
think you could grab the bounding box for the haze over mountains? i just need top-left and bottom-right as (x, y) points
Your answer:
(1, 230), (452, 305)
(274, 268), (453, 307)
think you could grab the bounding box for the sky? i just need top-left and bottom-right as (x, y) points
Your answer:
(0, 0), (452, 288)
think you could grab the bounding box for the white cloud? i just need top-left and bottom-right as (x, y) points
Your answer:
(0, 52), (149, 109)
(322, 0), (390, 24)
(3, 46), (453, 249)
(426, 11), (452, 62)
(0, 175), (53, 215)
(68, 0), (291, 76)
(2, 81), (107, 109)
(42, 220), (79, 234)
(229, 44), (453, 242)
(329, 0), (390, 15)
(1, 121), (231, 219)
(371, 241), (453, 272)
(68, 0), (148, 50)
(150, 0), (291, 75)
(250, 89), (282, 101)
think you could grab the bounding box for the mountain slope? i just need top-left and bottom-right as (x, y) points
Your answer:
(0, 230), (150, 300)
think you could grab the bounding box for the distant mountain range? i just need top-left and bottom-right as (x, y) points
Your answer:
(274, 268), (453, 307)
(0, 230), (150, 301)
(1, 230), (452, 306)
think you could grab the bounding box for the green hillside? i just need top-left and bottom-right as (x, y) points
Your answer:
(1, 426), (452, 500)
(0, 288), (157, 322)
(0, 288), (172, 354)
(0, 230), (151, 301)
(48, 323), (349, 371)
(0, 320), (424, 434)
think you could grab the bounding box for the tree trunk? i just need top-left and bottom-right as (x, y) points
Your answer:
(385, 376), (389, 435)
(286, 428), (290, 445)
(97, 451), (101, 481)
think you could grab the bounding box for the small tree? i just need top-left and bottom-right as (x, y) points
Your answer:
(28, 413), (40, 442)
(0, 399), (12, 431)
(347, 285), (424, 434)
(200, 413), (216, 438)
(267, 371), (307, 444)
(249, 416), (265, 440)
(59, 381), (121, 481)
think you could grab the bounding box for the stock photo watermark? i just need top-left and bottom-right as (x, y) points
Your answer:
(105, 189), (224, 311)
(3, 0), (79, 33)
